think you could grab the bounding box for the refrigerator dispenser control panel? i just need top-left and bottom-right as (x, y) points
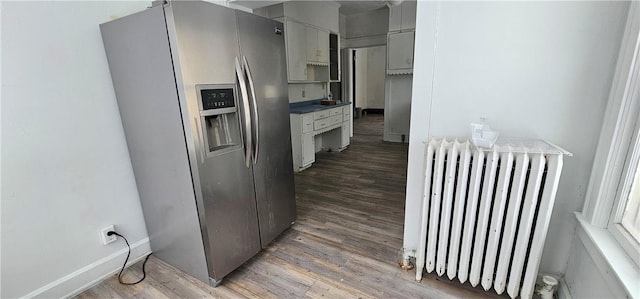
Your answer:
(200, 88), (235, 110)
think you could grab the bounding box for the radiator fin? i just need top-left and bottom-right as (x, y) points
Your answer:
(414, 138), (567, 299)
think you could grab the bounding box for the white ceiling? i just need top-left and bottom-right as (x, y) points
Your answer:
(229, 0), (392, 16)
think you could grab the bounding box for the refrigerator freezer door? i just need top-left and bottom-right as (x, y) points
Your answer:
(236, 11), (297, 247)
(100, 5), (210, 283)
(168, 2), (261, 280)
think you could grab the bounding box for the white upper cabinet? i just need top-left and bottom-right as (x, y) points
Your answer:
(306, 26), (329, 64)
(265, 1), (340, 33)
(387, 1), (416, 75)
(317, 30), (329, 63)
(285, 19), (308, 81)
(263, 1), (338, 82)
(389, 1), (417, 31)
(387, 30), (415, 74)
(401, 1), (417, 30)
(388, 4), (402, 32)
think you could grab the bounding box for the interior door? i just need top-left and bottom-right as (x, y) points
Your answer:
(236, 11), (297, 247)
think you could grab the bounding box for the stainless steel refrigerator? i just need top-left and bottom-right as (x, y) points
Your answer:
(100, 1), (296, 286)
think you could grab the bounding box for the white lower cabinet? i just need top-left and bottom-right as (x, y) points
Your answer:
(340, 125), (349, 148)
(291, 113), (314, 171)
(301, 132), (315, 167)
(290, 104), (352, 172)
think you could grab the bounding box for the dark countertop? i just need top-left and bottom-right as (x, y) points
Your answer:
(289, 99), (351, 114)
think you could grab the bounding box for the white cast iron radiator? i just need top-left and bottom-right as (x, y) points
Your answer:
(414, 138), (571, 299)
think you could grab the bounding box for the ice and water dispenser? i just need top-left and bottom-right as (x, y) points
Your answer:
(196, 85), (242, 157)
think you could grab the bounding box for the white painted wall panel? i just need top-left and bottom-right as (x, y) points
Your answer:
(355, 48), (369, 108)
(288, 83), (326, 103)
(404, 1), (629, 277)
(564, 229), (625, 299)
(366, 46), (386, 109)
(345, 7), (389, 39)
(1, 2), (151, 297)
(384, 75), (412, 140)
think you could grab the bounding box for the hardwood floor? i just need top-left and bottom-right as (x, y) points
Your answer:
(75, 114), (504, 298)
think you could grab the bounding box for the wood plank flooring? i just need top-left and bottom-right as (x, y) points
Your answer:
(75, 114), (504, 298)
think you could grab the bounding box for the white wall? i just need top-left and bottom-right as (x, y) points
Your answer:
(383, 75), (413, 142)
(353, 46), (387, 110)
(288, 83), (326, 103)
(355, 48), (369, 109)
(1, 2), (152, 297)
(344, 7), (389, 39)
(563, 225), (627, 299)
(404, 0), (628, 277)
(366, 46), (386, 109)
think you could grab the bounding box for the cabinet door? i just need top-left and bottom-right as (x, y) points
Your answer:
(388, 5), (402, 31)
(317, 30), (329, 64)
(341, 123), (350, 148)
(285, 20), (307, 81)
(387, 31), (415, 70)
(401, 1), (417, 30)
(306, 26), (318, 62)
(386, 77), (412, 135)
(301, 132), (315, 166)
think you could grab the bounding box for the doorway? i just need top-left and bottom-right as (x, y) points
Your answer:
(348, 45), (387, 139)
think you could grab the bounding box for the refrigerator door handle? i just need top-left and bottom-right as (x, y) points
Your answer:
(242, 56), (259, 164)
(194, 117), (205, 164)
(235, 57), (252, 168)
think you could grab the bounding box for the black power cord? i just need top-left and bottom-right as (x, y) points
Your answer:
(107, 231), (152, 285)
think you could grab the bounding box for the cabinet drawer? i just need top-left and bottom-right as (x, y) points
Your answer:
(302, 114), (313, 133)
(313, 109), (330, 120)
(330, 108), (342, 117)
(329, 114), (342, 126)
(313, 109), (332, 120)
(314, 115), (342, 131)
(302, 122), (313, 133)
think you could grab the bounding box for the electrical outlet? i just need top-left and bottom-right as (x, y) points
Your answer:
(100, 225), (117, 245)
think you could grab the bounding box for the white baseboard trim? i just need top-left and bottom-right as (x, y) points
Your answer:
(22, 237), (151, 299)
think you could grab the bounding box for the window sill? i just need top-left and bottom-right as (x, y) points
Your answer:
(575, 212), (640, 299)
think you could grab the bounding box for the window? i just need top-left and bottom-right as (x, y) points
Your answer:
(582, 1), (640, 266)
(578, 3), (640, 295)
(609, 118), (640, 266)
(621, 163), (640, 243)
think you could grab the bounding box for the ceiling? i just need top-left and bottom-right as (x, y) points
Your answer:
(229, 0), (393, 16)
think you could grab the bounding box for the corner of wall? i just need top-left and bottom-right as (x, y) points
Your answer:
(557, 277), (574, 299)
(26, 239), (151, 298)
